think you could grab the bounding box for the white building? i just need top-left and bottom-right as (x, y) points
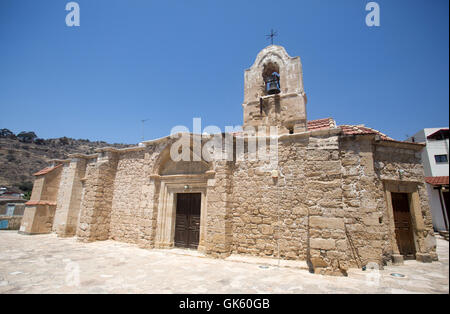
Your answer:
(409, 128), (449, 231)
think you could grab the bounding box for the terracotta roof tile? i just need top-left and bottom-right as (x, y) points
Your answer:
(25, 200), (57, 206)
(339, 125), (394, 141)
(307, 118), (336, 131)
(307, 118), (396, 142)
(231, 118), (403, 143)
(425, 176), (449, 186)
(33, 164), (62, 176)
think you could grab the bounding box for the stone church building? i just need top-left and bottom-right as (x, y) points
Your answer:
(20, 45), (437, 275)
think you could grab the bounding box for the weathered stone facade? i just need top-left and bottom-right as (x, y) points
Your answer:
(20, 164), (62, 234)
(243, 45), (307, 135)
(20, 45), (437, 275)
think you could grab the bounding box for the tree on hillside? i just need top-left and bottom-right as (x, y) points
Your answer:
(16, 181), (33, 193)
(34, 138), (45, 145)
(17, 131), (37, 143)
(59, 136), (70, 145)
(0, 128), (16, 139)
(12, 181), (33, 200)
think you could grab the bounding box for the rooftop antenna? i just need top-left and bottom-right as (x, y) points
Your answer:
(141, 119), (149, 142)
(266, 29), (278, 45)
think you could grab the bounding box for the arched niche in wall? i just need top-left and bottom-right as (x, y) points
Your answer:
(153, 138), (211, 176)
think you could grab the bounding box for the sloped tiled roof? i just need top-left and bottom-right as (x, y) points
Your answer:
(25, 200), (57, 206)
(308, 118), (396, 142)
(307, 118), (336, 131)
(339, 125), (394, 141)
(425, 176), (449, 186)
(33, 164), (62, 176)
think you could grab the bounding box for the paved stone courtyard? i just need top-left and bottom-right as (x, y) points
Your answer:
(0, 231), (448, 294)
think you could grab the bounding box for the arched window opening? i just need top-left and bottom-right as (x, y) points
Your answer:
(262, 62), (281, 95)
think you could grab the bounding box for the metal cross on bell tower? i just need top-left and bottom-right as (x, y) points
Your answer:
(266, 29), (278, 45)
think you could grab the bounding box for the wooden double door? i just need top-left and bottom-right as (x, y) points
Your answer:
(391, 193), (416, 259)
(174, 193), (201, 249)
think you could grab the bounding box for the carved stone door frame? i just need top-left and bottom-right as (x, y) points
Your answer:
(383, 180), (428, 264)
(153, 174), (209, 252)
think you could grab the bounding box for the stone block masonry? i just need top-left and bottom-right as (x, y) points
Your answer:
(20, 127), (436, 276)
(19, 45), (437, 275)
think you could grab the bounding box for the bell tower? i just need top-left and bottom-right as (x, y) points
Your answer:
(242, 45), (307, 135)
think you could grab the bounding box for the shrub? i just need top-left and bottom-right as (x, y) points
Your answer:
(17, 131), (37, 143)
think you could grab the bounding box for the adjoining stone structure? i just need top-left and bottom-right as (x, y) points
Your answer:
(20, 164), (62, 234)
(20, 45), (437, 275)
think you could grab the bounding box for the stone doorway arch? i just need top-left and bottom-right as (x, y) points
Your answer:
(152, 138), (214, 252)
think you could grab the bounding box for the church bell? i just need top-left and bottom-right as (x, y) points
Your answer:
(266, 72), (281, 95)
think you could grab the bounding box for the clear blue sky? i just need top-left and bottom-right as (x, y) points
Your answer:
(0, 0), (448, 144)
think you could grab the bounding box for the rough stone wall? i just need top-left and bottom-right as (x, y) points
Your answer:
(231, 137), (308, 260)
(106, 143), (178, 248)
(373, 143), (436, 260)
(53, 162), (73, 234)
(109, 150), (146, 243)
(20, 205), (56, 234)
(77, 153), (118, 242)
(76, 159), (99, 240)
(40, 169), (62, 202)
(20, 206), (36, 233)
(53, 159), (87, 236)
(137, 144), (167, 248)
(339, 137), (391, 271)
(205, 160), (233, 257)
(229, 132), (349, 272)
(374, 144), (425, 182)
(417, 183), (437, 260)
(66, 159), (87, 235)
(29, 176), (45, 202)
(303, 134), (349, 275)
(20, 167), (62, 234)
(61, 132), (433, 274)
(229, 133), (434, 274)
(74, 140), (200, 248)
(82, 143), (168, 248)
(25, 167), (61, 205)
